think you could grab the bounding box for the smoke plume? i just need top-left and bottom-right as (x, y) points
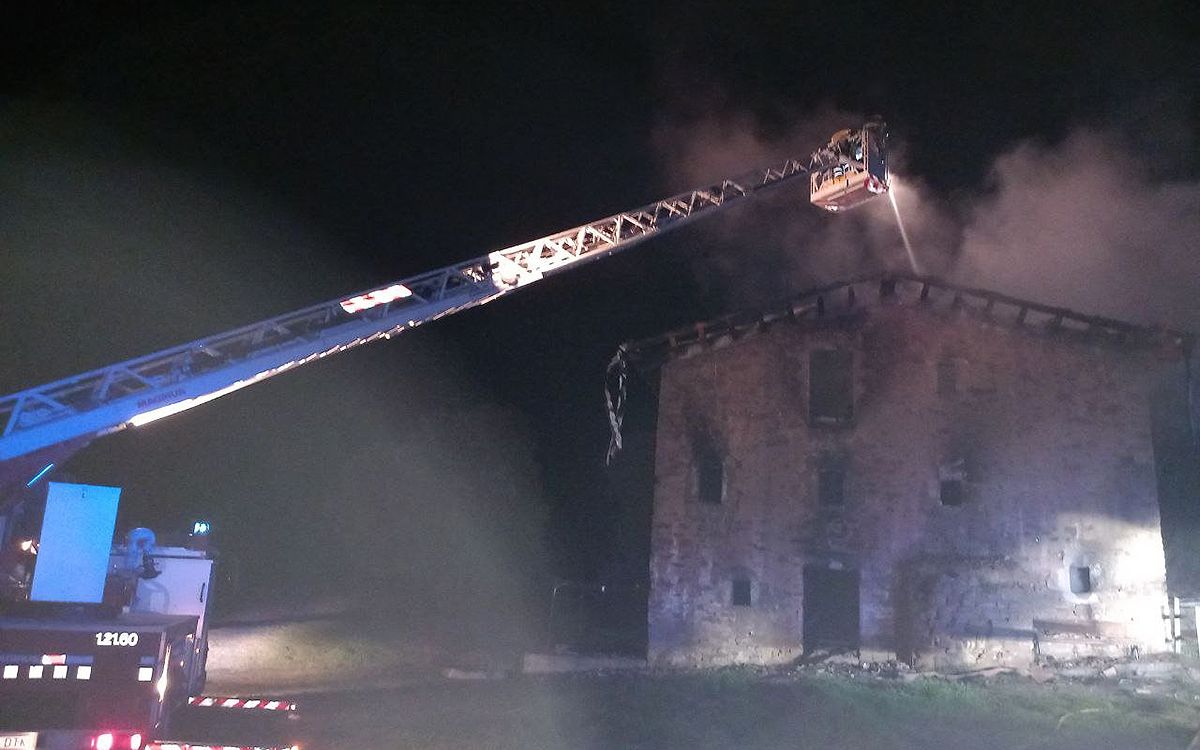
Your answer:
(655, 107), (1200, 333)
(956, 129), (1200, 331)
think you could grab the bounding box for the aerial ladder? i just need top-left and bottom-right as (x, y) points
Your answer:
(0, 121), (888, 750)
(0, 121), (889, 496)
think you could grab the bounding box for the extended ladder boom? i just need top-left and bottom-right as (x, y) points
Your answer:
(0, 157), (817, 465)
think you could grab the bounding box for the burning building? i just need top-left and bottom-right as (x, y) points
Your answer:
(623, 275), (1195, 669)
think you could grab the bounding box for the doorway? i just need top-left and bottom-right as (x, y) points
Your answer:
(803, 565), (861, 651)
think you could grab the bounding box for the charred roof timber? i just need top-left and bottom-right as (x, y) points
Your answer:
(605, 273), (1195, 464)
(619, 274), (1194, 370)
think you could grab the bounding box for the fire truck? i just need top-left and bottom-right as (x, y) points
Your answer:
(0, 123), (889, 749)
(0, 489), (231, 750)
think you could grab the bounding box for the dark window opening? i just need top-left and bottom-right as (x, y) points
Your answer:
(1070, 566), (1092, 594)
(940, 479), (965, 506)
(937, 360), (958, 396)
(939, 458), (968, 506)
(818, 465), (845, 507)
(695, 439), (724, 505)
(732, 578), (752, 607)
(809, 349), (854, 425)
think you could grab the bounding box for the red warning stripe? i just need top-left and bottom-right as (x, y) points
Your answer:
(188, 695), (297, 712)
(147, 739), (297, 744)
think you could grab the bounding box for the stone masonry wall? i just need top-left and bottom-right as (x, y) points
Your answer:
(647, 294), (1172, 667)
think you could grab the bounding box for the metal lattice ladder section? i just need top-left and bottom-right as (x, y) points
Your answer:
(0, 157), (813, 463)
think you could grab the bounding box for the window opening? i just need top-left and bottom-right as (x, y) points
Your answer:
(809, 349), (854, 425)
(818, 463), (846, 507)
(695, 436), (724, 505)
(939, 479), (965, 506)
(939, 457), (967, 506)
(1070, 566), (1092, 594)
(732, 578), (752, 607)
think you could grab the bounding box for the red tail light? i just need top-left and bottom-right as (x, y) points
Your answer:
(94, 733), (114, 750)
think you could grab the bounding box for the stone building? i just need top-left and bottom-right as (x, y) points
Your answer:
(629, 275), (1194, 669)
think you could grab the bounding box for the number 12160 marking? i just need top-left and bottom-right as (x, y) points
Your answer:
(95, 631), (139, 646)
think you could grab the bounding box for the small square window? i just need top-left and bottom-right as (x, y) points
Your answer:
(940, 479), (964, 506)
(732, 578), (752, 607)
(1070, 566), (1092, 594)
(818, 466), (845, 507)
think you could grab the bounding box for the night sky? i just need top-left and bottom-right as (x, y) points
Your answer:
(2, 4), (1196, 623)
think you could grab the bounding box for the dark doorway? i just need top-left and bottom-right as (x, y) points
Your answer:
(803, 566), (861, 651)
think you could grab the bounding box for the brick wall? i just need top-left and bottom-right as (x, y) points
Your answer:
(647, 292), (1173, 667)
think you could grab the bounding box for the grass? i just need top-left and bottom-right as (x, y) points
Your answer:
(289, 669), (1200, 750)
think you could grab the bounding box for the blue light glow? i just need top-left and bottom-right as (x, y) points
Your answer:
(192, 520), (212, 536)
(26, 463), (55, 487)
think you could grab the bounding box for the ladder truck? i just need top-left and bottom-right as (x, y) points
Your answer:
(0, 121), (889, 750)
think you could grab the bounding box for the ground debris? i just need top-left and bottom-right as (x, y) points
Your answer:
(774, 651), (1200, 688)
(784, 657), (914, 681)
(1042, 653), (1187, 682)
